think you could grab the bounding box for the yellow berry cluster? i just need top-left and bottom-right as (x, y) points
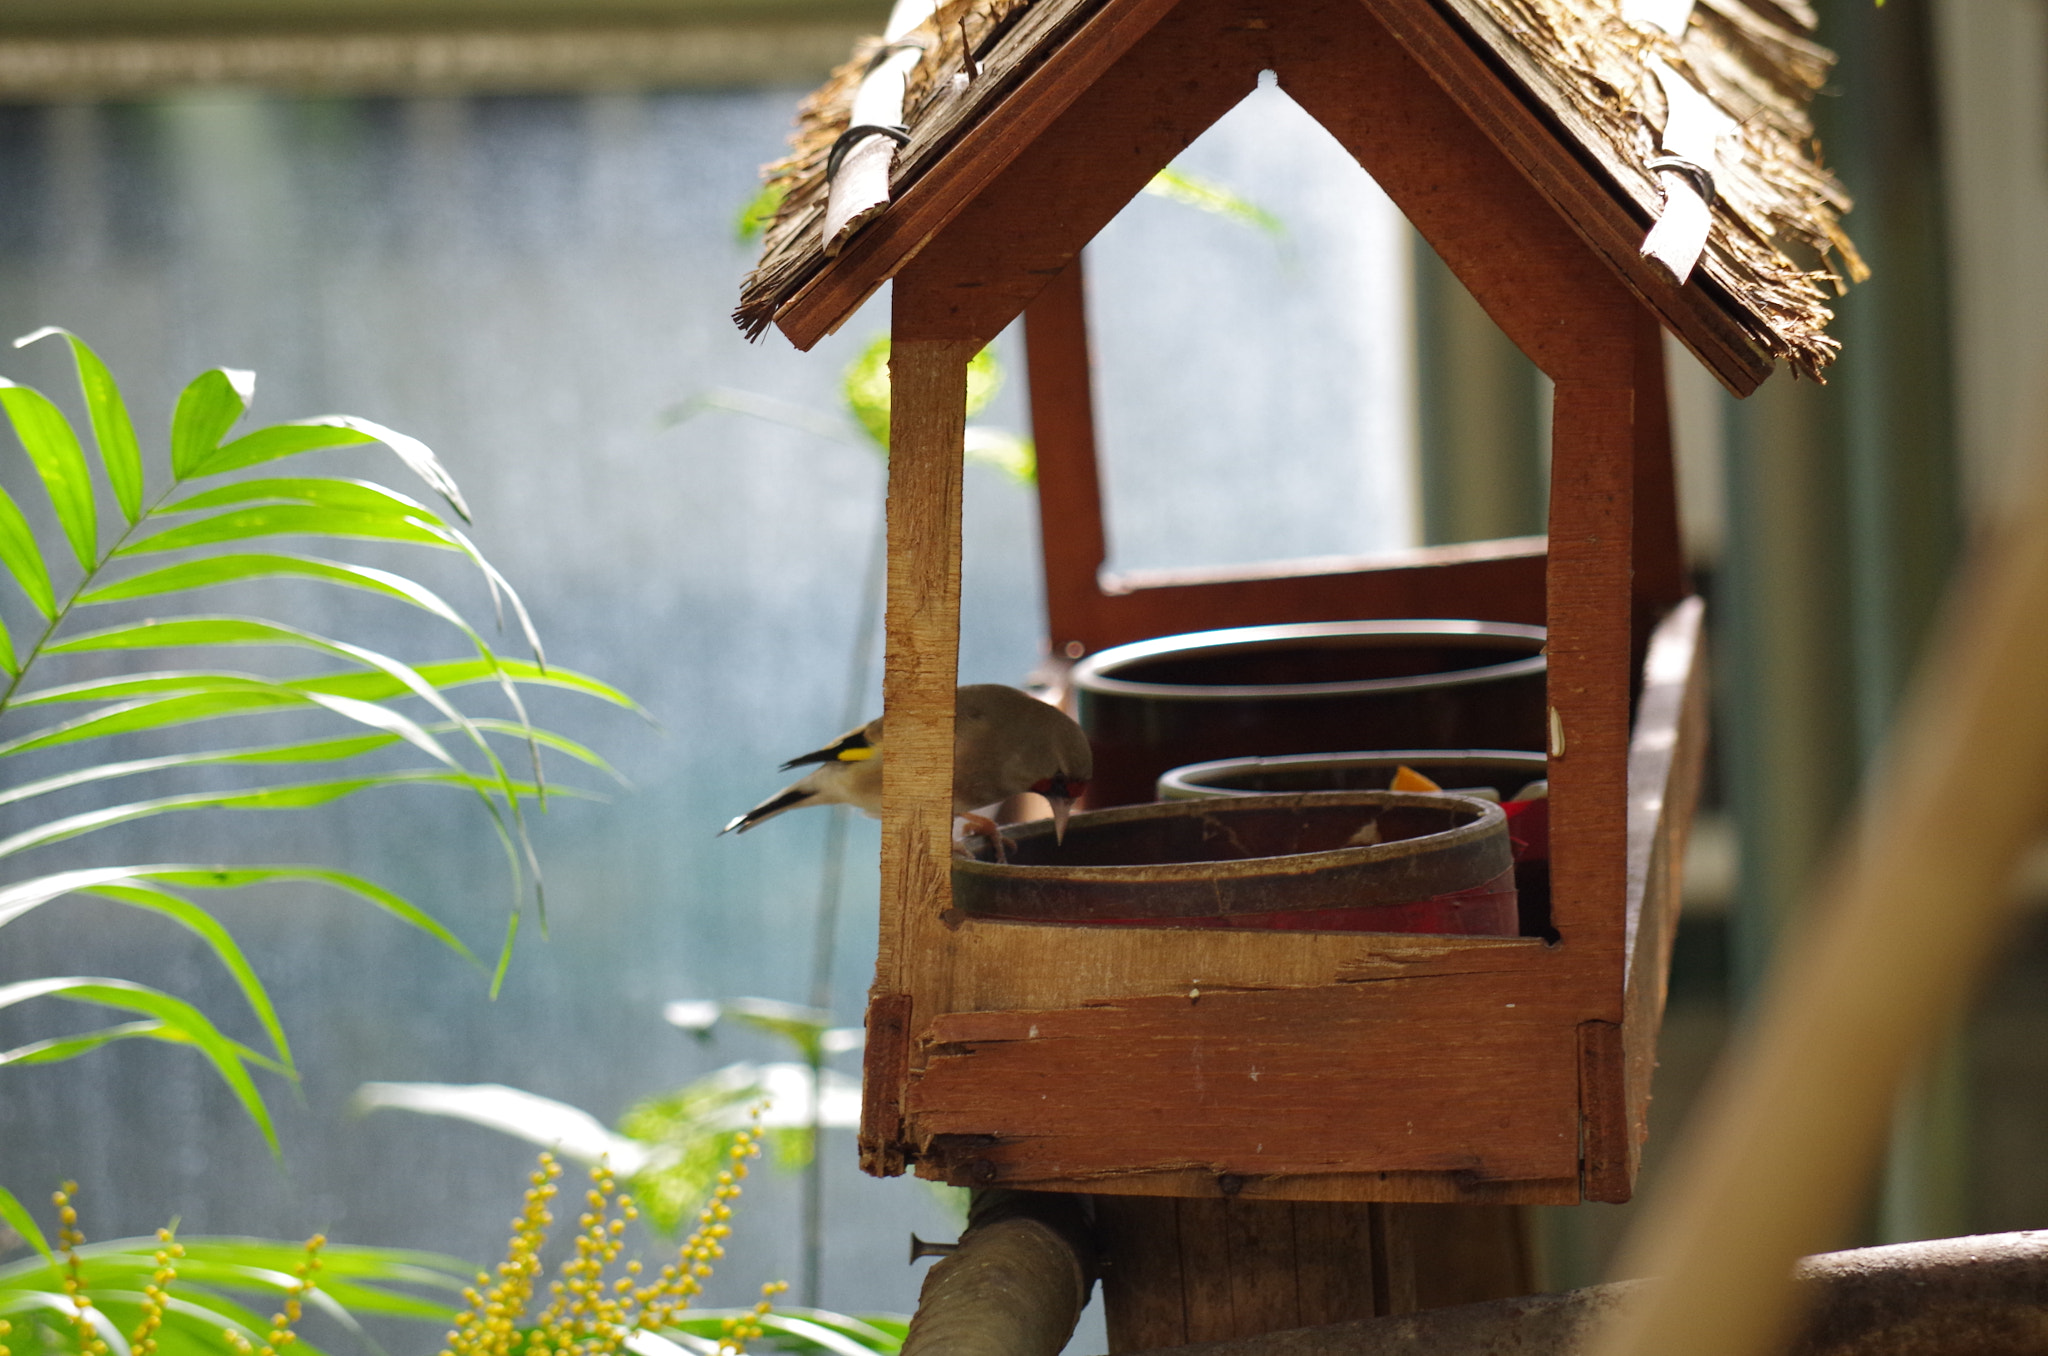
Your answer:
(717, 1281), (789, 1355)
(54, 1183), (108, 1356)
(634, 1126), (761, 1336)
(445, 1155), (562, 1356)
(223, 1233), (325, 1356)
(129, 1226), (185, 1356)
(439, 1112), (781, 1356)
(526, 1156), (643, 1353)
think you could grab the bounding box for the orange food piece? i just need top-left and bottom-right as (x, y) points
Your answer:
(1390, 765), (1443, 793)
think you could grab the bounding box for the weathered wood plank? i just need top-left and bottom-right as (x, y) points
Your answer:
(866, 286), (976, 1173)
(904, 985), (1584, 1185)
(1020, 258), (1111, 652)
(992, 1166), (1583, 1205)
(941, 919), (1568, 1013)
(861, 991), (916, 1174)
(1084, 543), (1549, 655)
(1619, 596), (1710, 1185)
(1631, 314), (1691, 633)
(1545, 378), (1637, 969)
(1578, 1018), (1632, 1202)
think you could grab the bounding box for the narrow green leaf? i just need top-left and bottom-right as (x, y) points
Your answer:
(36, 616), (553, 821)
(0, 688), (313, 757)
(78, 553), (469, 631)
(83, 882), (295, 1070)
(0, 977), (277, 1152)
(17, 328), (145, 523)
(118, 505), (455, 556)
(0, 1018), (165, 1064)
(0, 482), (56, 618)
(188, 422), (380, 477)
(293, 658), (643, 711)
(43, 615), (330, 654)
(0, 1182), (56, 1268)
(144, 865), (474, 963)
(0, 866), (180, 926)
(458, 718), (627, 782)
(0, 382), (97, 569)
(11, 669), (297, 707)
(163, 476), (439, 518)
(0, 863), (469, 963)
(0, 737), (407, 811)
(0, 772), (569, 861)
(167, 368), (254, 478)
(0, 613), (16, 677)
(194, 417), (471, 523)
(490, 910), (519, 999)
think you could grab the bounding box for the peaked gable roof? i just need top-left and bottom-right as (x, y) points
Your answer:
(735, 0), (1859, 389)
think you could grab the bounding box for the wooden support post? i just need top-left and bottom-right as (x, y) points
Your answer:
(861, 289), (977, 1175)
(1094, 1198), (1535, 1350)
(1023, 257), (1109, 659)
(1547, 377), (1637, 1203)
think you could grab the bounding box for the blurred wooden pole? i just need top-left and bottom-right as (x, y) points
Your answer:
(1584, 453), (2048, 1356)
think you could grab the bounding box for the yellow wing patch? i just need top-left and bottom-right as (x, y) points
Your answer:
(837, 747), (876, 762)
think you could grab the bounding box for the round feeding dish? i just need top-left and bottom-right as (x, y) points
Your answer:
(952, 791), (1518, 935)
(1069, 620), (1548, 805)
(1157, 749), (1548, 802)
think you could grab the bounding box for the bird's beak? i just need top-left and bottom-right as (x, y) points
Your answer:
(1050, 796), (1075, 845)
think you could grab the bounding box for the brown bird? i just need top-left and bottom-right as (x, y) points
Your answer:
(720, 684), (1093, 857)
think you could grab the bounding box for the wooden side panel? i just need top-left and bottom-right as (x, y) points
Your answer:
(1020, 259), (1112, 653)
(1632, 312), (1690, 633)
(903, 979), (1584, 1189)
(1544, 379), (1636, 968)
(1084, 544), (1548, 656)
(860, 992), (915, 1175)
(1620, 597), (1710, 1182)
(865, 293), (977, 1174)
(1578, 1018), (1631, 1202)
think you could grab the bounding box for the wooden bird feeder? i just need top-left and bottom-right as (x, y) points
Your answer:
(737, 0), (1856, 1211)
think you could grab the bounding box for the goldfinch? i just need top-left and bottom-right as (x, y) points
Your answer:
(721, 684), (1093, 854)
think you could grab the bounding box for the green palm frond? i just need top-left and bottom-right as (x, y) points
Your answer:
(0, 1229), (472, 1356)
(0, 331), (633, 1155)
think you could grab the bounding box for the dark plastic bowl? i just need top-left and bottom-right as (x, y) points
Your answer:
(1070, 620), (1547, 805)
(952, 791), (1516, 935)
(1156, 749), (1548, 802)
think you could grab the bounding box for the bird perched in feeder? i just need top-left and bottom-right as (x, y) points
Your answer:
(720, 683), (1093, 858)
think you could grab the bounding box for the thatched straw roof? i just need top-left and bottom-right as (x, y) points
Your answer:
(734, 0), (1860, 383)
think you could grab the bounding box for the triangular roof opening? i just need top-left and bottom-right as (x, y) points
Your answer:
(1085, 74), (1419, 577)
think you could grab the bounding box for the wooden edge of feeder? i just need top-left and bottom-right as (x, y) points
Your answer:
(1581, 595), (1707, 1202)
(933, 1163), (1586, 1207)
